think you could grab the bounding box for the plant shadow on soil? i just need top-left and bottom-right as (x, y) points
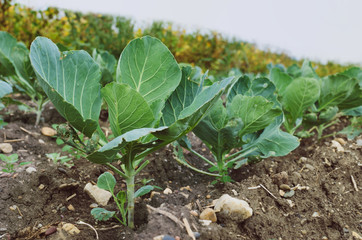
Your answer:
(0, 104), (361, 240)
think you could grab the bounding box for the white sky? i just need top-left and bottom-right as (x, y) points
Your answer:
(16, 0), (362, 65)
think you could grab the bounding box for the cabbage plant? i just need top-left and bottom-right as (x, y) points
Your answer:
(270, 61), (362, 138)
(174, 76), (299, 182)
(0, 31), (48, 125)
(29, 36), (234, 228)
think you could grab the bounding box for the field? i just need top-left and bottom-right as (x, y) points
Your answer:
(0, 2), (361, 239)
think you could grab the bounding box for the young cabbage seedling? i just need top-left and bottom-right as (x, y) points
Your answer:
(270, 61), (362, 139)
(0, 32), (48, 125)
(30, 36), (234, 228)
(174, 76), (300, 182)
(0, 154), (30, 173)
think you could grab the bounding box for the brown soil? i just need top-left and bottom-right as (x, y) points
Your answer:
(0, 105), (361, 240)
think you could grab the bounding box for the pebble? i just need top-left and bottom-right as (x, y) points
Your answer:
(283, 190), (295, 198)
(41, 127), (57, 137)
(62, 223), (80, 235)
(25, 167), (36, 173)
(0, 143), (13, 153)
(279, 184), (291, 191)
(162, 235), (175, 240)
(343, 228), (349, 233)
(38, 184), (45, 190)
(193, 232), (201, 238)
(206, 195), (211, 199)
(163, 188), (172, 195)
(60, 206), (67, 212)
(286, 199), (295, 208)
(305, 164), (315, 171)
(44, 226), (57, 236)
(335, 138), (346, 145)
(301, 218), (307, 225)
(279, 190), (285, 197)
(0, 228), (7, 232)
(67, 204), (75, 211)
(84, 183), (112, 206)
(57, 167), (67, 174)
(321, 236), (328, 240)
(200, 208), (217, 222)
(301, 230), (307, 235)
(299, 157), (308, 163)
(312, 212), (320, 217)
(190, 210), (199, 217)
(199, 219), (212, 226)
(331, 140), (344, 152)
(356, 139), (362, 147)
(9, 205), (17, 211)
(214, 194), (253, 222)
(89, 203), (98, 208)
(153, 235), (164, 240)
(38, 139), (45, 144)
(150, 191), (161, 199)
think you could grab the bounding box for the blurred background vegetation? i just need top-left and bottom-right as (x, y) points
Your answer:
(0, 0), (356, 77)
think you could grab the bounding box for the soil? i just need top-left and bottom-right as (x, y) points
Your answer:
(0, 103), (361, 240)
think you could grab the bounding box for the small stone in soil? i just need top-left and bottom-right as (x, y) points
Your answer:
(286, 199), (295, 208)
(67, 204), (75, 211)
(301, 230), (307, 235)
(301, 218), (307, 225)
(44, 226), (57, 236)
(279, 190), (285, 197)
(312, 212), (320, 217)
(84, 183), (112, 206)
(190, 210), (199, 217)
(214, 194), (253, 222)
(162, 235), (175, 240)
(0, 143), (13, 153)
(163, 188), (172, 195)
(206, 194), (211, 199)
(41, 127), (57, 137)
(199, 219), (212, 226)
(153, 235), (164, 240)
(279, 184), (291, 191)
(331, 140), (344, 152)
(57, 167), (67, 174)
(26, 167), (37, 174)
(60, 206), (67, 212)
(62, 223), (80, 235)
(283, 190), (295, 198)
(89, 203), (98, 208)
(200, 208), (217, 222)
(38, 184), (45, 190)
(38, 139), (45, 144)
(193, 232), (201, 238)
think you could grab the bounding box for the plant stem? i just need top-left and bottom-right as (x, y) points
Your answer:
(35, 97), (45, 126)
(125, 171), (135, 229)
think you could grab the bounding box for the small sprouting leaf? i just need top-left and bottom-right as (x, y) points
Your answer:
(116, 191), (127, 206)
(97, 172), (116, 192)
(134, 185), (154, 198)
(91, 208), (115, 221)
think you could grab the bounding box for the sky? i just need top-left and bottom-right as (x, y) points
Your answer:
(16, 0), (362, 65)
